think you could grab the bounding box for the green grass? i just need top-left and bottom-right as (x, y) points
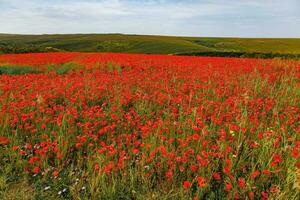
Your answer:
(0, 34), (300, 55)
(46, 63), (84, 74)
(0, 63), (84, 75)
(0, 65), (41, 75)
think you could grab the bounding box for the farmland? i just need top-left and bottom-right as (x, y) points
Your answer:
(0, 53), (299, 199)
(1, 34), (300, 59)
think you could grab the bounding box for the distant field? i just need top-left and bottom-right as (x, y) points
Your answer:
(1, 34), (300, 57)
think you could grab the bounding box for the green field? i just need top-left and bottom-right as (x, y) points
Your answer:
(1, 33), (300, 56)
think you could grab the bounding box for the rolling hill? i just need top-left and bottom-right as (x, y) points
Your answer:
(1, 34), (300, 57)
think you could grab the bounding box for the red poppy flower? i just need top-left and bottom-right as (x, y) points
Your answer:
(248, 191), (254, 199)
(225, 182), (233, 191)
(261, 191), (269, 199)
(0, 136), (10, 145)
(183, 181), (192, 190)
(263, 169), (271, 176)
(213, 172), (221, 181)
(291, 149), (299, 158)
(271, 154), (282, 166)
(251, 170), (260, 179)
(165, 171), (173, 179)
(52, 170), (59, 177)
(238, 177), (245, 188)
(196, 176), (206, 188)
(32, 166), (40, 174)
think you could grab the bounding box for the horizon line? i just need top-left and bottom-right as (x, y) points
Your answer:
(0, 32), (299, 39)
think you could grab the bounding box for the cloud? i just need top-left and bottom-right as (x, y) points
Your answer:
(0, 0), (299, 37)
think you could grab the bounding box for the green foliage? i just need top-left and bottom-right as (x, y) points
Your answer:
(0, 63), (83, 76)
(46, 63), (84, 74)
(56, 63), (76, 75)
(0, 66), (41, 75)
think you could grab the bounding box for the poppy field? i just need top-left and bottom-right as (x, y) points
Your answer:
(0, 53), (299, 200)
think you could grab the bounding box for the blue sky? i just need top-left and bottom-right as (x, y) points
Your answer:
(0, 0), (299, 37)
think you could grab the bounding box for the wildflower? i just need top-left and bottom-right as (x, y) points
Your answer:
(94, 163), (100, 171)
(0, 136), (10, 145)
(190, 164), (198, 172)
(25, 143), (33, 150)
(52, 170), (59, 177)
(223, 166), (231, 175)
(12, 145), (19, 151)
(179, 166), (185, 172)
(263, 169), (271, 176)
(75, 143), (82, 149)
(183, 181), (192, 190)
(271, 154), (282, 166)
(32, 166), (40, 174)
(192, 133), (200, 141)
(291, 149), (299, 158)
(213, 172), (221, 181)
(251, 170), (260, 179)
(165, 171), (173, 179)
(270, 185), (280, 194)
(261, 191), (269, 199)
(44, 186), (51, 191)
(196, 176), (206, 188)
(132, 148), (139, 154)
(29, 156), (40, 164)
(225, 182), (233, 191)
(248, 191), (254, 199)
(238, 177), (245, 189)
(1, 52), (299, 199)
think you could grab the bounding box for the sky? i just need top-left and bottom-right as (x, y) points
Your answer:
(0, 0), (299, 37)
